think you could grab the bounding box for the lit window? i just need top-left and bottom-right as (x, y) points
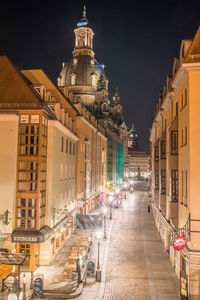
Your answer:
(71, 75), (76, 85)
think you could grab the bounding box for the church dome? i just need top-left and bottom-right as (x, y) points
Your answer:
(58, 56), (108, 88)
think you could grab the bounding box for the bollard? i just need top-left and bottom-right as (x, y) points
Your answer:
(148, 204), (150, 213)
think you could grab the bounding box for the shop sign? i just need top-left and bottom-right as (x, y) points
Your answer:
(13, 236), (38, 243)
(173, 236), (187, 251)
(33, 277), (43, 297)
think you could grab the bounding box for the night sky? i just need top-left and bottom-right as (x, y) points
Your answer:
(1, 0), (200, 152)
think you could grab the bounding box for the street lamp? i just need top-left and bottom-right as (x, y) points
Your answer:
(96, 230), (103, 282)
(102, 207), (107, 240)
(22, 273), (26, 300)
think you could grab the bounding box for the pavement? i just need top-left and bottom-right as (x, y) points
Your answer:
(1, 181), (180, 299)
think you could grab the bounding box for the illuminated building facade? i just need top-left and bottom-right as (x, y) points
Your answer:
(128, 148), (149, 178)
(58, 8), (126, 187)
(0, 56), (106, 273)
(150, 27), (200, 299)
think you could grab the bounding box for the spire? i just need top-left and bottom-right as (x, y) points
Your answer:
(83, 5), (86, 18)
(77, 6), (89, 27)
(113, 87), (120, 103)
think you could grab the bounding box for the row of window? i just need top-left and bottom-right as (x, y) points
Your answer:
(71, 74), (96, 86)
(61, 137), (76, 155)
(155, 169), (178, 201)
(154, 131), (178, 161)
(18, 161), (46, 171)
(60, 164), (75, 181)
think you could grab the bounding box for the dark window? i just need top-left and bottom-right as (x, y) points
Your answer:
(20, 209), (26, 218)
(161, 170), (166, 194)
(155, 146), (159, 162)
(160, 141), (166, 159)
(66, 139), (68, 153)
(155, 170), (159, 190)
(171, 170), (178, 201)
(69, 142), (72, 155)
(20, 199), (26, 207)
(61, 137), (64, 152)
(170, 131), (178, 155)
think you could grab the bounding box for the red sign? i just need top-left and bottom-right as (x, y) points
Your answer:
(173, 236), (187, 251)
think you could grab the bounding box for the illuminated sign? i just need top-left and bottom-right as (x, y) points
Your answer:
(173, 236), (187, 251)
(13, 236), (38, 243)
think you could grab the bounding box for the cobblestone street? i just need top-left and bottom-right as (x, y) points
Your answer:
(78, 181), (180, 300)
(103, 184), (151, 300)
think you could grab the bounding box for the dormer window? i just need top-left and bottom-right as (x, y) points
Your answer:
(71, 74), (76, 85)
(91, 74), (96, 86)
(73, 58), (78, 65)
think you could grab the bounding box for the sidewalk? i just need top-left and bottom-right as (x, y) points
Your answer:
(75, 208), (117, 300)
(142, 192), (180, 300)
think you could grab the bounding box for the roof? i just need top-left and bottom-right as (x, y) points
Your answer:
(184, 26), (200, 63)
(58, 56), (107, 88)
(22, 69), (79, 116)
(0, 56), (43, 108)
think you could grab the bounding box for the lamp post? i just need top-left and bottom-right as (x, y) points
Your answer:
(96, 230), (102, 282)
(102, 207), (107, 240)
(22, 273), (26, 300)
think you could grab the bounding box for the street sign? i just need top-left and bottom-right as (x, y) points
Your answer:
(173, 236), (187, 251)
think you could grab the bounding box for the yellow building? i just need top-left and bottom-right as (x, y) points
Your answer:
(150, 27), (200, 299)
(21, 69), (79, 264)
(0, 56), (107, 274)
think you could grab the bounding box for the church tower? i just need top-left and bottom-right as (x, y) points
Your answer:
(57, 7), (108, 108)
(73, 6), (95, 58)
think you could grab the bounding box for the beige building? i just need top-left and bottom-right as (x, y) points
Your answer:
(21, 69), (79, 264)
(0, 56), (107, 275)
(128, 148), (149, 178)
(150, 27), (200, 299)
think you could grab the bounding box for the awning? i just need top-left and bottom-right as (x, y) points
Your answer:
(76, 214), (103, 230)
(0, 252), (27, 265)
(11, 226), (52, 243)
(0, 264), (13, 281)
